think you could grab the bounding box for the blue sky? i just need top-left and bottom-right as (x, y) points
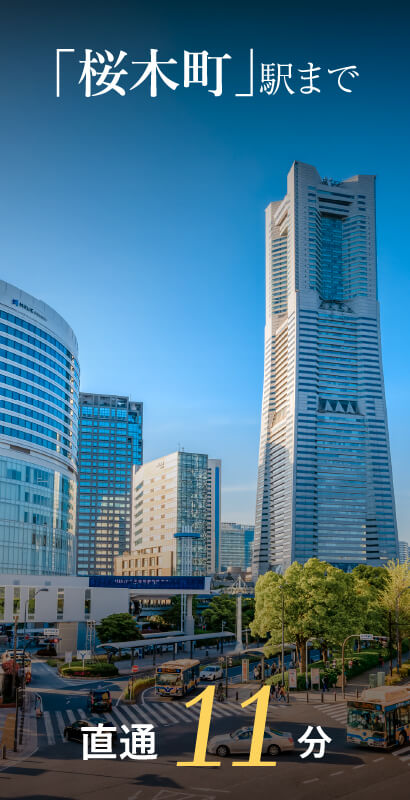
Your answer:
(1, 1), (409, 540)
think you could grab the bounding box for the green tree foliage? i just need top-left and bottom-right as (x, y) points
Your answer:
(96, 613), (138, 644)
(251, 559), (366, 671)
(379, 559), (410, 665)
(202, 594), (255, 633)
(162, 596), (198, 629)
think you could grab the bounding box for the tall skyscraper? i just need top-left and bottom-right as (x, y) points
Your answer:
(0, 281), (79, 574)
(131, 450), (221, 576)
(77, 393), (143, 575)
(399, 540), (409, 564)
(219, 522), (255, 571)
(253, 162), (398, 576)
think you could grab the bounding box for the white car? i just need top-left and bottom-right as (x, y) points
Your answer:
(201, 665), (223, 681)
(207, 726), (295, 757)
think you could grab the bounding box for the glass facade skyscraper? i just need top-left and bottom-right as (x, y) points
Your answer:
(0, 281), (79, 574)
(253, 162), (399, 576)
(219, 522), (254, 571)
(77, 393), (143, 575)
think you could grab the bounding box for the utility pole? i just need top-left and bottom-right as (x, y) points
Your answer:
(389, 611), (393, 676)
(280, 584), (285, 686)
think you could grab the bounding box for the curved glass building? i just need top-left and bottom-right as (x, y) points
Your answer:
(0, 280), (79, 574)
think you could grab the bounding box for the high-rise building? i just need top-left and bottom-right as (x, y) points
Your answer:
(0, 281), (79, 574)
(399, 540), (409, 564)
(219, 522), (255, 571)
(207, 458), (221, 573)
(77, 393), (143, 575)
(253, 162), (398, 577)
(131, 450), (221, 576)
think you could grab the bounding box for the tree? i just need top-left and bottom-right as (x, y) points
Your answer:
(352, 565), (390, 640)
(379, 559), (410, 666)
(203, 594), (255, 633)
(96, 613), (138, 644)
(251, 559), (364, 672)
(162, 596), (198, 629)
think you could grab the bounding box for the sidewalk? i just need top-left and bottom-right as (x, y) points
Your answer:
(0, 691), (38, 770)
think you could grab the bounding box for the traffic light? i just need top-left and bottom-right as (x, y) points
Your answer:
(218, 656), (224, 665)
(228, 657), (233, 667)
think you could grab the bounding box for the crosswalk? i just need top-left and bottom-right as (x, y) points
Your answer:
(312, 702), (348, 725)
(40, 698), (281, 746)
(392, 745), (410, 764)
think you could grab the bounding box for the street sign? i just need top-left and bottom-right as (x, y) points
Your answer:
(64, 651), (72, 664)
(241, 658), (249, 682)
(132, 665), (139, 673)
(288, 668), (297, 688)
(44, 628), (59, 637)
(360, 634), (374, 641)
(311, 667), (320, 687)
(77, 650), (91, 661)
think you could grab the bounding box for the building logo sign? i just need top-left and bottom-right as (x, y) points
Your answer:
(12, 298), (47, 322)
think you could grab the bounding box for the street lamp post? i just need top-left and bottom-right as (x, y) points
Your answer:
(279, 583), (286, 686)
(16, 588), (48, 749)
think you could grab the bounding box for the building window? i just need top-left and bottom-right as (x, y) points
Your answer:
(57, 588), (64, 619)
(27, 587), (36, 619)
(13, 587), (20, 616)
(84, 588), (91, 616)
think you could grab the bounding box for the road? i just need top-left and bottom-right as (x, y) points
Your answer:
(1, 660), (408, 799)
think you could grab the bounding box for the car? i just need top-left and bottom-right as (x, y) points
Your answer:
(87, 688), (112, 712)
(64, 718), (118, 743)
(207, 726), (294, 757)
(201, 666), (223, 681)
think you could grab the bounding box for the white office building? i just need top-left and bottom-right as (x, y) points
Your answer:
(0, 281), (79, 574)
(132, 451), (221, 576)
(253, 162), (398, 576)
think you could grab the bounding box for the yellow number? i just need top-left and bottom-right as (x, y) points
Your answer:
(232, 685), (276, 767)
(177, 685), (220, 767)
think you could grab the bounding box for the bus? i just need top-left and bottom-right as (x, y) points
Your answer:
(155, 659), (200, 699)
(347, 686), (410, 749)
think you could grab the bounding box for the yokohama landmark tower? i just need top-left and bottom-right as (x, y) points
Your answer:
(253, 162), (398, 576)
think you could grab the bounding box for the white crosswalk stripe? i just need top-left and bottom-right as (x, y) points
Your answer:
(43, 711), (55, 746)
(393, 745), (410, 762)
(313, 703), (347, 723)
(66, 709), (77, 724)
(55, 710), (67, 743)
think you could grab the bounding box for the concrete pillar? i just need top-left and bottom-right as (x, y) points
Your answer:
(184, 594), (195, 637)
(235, 595), (243, 652)
(173, 642), (177, 659)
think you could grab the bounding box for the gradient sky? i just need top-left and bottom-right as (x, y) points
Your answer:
(1, 1), (409, 541)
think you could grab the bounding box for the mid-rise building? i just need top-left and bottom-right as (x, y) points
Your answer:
(114, 545), (173, 577)
(77, 393), (143, 575)
(0, 281), (79, 574)
(219, 522), (254, 571)
(399, 540), (409, 564)
(253, 162), (398, 577)
(131, 450), (221, 576)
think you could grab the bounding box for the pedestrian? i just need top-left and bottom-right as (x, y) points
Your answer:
(279, 684), (286, 702)
(270, 683), (275, 699)
(322, 677), (328, 692)
(274, 684), (280, 700)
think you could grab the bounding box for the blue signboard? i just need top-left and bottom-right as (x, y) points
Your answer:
(88, 575), (206, 590)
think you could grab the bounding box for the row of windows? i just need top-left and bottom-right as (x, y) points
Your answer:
(0, 310), (77, 363)
(0, 348), (72, 394)
(0, 424), (70, 458)
(0, 321), (76, 373)
(0, 398), (71, 437)
(0, 334), (74, 383)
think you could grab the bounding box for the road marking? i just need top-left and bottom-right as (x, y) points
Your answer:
(76, 708), (87, 719)
(156, 703), (193, 723)
(148, 703), (183, 725)
(330, 771), (344, 776)
(303, 778), (319, 784)
(393, 746), (410, 757)
(55, 710), (67, 743)
(66, 709), (77, 724)
(102, 712), (119, 730)
(129, 704), (158, 725)
(138, 703), (173, 727)
(110, 707), (134, 727)
(43, 711), (55, 746)
(372, 757), (384, 762)
(352, 764), (365, 769)
(400, 754), (410, 761)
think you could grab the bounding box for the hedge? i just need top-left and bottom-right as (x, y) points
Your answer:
(125, 676), (155, 701)
(60, 662), (118, 677)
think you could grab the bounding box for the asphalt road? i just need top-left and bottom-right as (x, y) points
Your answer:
(1, 660), (408, 800)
